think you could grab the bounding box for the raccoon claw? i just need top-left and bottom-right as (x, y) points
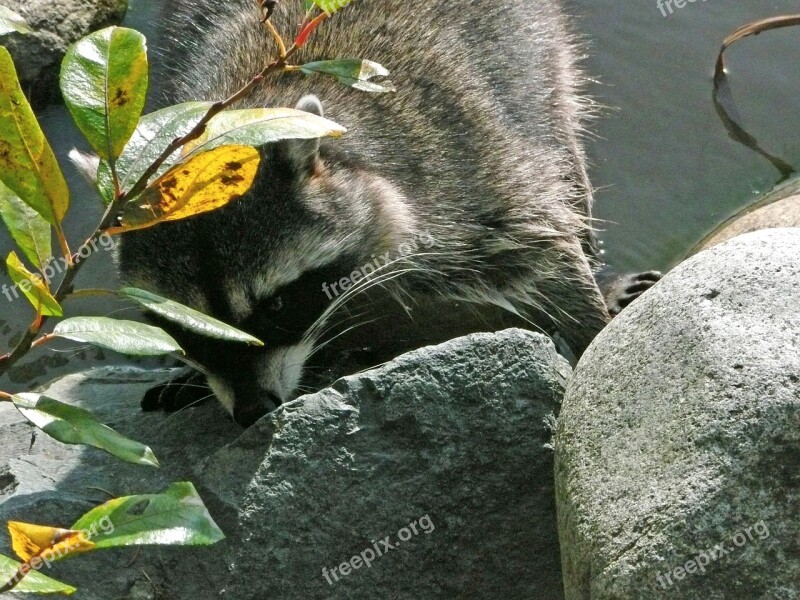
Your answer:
(603, 270), (662, 316)
(141, 371), (211, 413)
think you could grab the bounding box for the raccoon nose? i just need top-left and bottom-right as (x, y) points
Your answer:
(232, 392), (282, 427)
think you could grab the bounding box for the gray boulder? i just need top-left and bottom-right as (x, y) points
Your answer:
(555, 228), (800, 599)
(216, 329), (569, 600)
(1, 0), (128, 105)
(0, 328), (569, 599)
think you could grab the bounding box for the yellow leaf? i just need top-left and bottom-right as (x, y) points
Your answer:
(5, 252), (63, 317)
(8, 522), (95, 563)
(112, 145), (260, 234)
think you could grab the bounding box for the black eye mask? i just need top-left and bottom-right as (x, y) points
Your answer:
(243, 255), (360, 347)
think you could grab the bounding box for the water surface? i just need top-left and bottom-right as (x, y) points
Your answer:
(571, 0), (800, 271)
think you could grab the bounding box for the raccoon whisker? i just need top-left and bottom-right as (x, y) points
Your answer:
(319, 259), (432, 318)
(341, 358), (395, 379)
(329, 258), (412, 299)
(320, 251), (448, 352)
(41, 344), (93, 355)
(302, 315), (365, 352)
(339, 268), (425, 314)
(304, 276), (405, 342)
(293, 385), (317, 395)
(302, 317), (369, 358)
(162, 393), (217, 421)
(175, 356), (209, 376)
(301, 305), (372, 347)
(307, 319), (380, 360)
(295, 363), (324, 373)
(303, 266), (420, 340)
(153, 378), (209, 406)
(157, 383), (211, 391)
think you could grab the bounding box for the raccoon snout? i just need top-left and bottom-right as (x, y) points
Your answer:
(233, 391), (282, 427)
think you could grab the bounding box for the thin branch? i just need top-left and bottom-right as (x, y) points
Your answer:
(0, 7), (324, 378)
(712, 14), (799, 180)
(714, 14), (800, 88)
(265, 20), (287, 58)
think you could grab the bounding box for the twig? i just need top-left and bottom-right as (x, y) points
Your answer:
(712, 14), (800, 180)
(0, 9), (315, 378)
(713, 14), (800, 88)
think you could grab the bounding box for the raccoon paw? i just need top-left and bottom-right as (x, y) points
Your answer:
(603, 271), (662, 316)
(141, 371), (211, 413)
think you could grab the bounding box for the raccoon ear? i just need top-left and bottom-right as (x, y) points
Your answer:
(295, 94), (324, 117)
(287, 95), (324, 172)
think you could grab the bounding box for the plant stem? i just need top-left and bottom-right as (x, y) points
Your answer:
(0, 48), (304, 379)
(265, 20), (287, 58)
(55, 224), (73, 266)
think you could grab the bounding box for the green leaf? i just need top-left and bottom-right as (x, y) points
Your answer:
(0, 554), (76, 595)
(119, 287), (263, 346)
(60, 27), (149, 161)
(94, 161), (115, 204)
(51, 317), (184, 356)
(182, 107), (346, 156)
(0, 181), (52, 270)
(0, 47), (70, 226)
(5, 252), (62, 317)
(299, 59), (395, 93)
(312, 0), (356, 15)
(99, 101), (213, 197)
(0, 6), (33, 35)
(71, 482), (225, 549)
(11, 393), (160, 468)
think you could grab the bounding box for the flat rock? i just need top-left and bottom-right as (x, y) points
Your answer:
(556, 228), (800, 598)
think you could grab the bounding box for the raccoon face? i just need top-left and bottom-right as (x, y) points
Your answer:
(120, 95), (415, 426)
(151, 254), (359, 426)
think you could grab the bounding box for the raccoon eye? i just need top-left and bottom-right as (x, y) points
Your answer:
(267, 296), (284, 312)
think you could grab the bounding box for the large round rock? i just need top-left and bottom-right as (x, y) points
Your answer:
(556, 228), (800, 598)
(2, 0), (128, 105)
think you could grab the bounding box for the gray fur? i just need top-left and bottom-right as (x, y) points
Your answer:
(119, 0), (610, 424)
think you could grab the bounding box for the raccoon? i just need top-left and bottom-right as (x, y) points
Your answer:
(119, 0), (658, 426)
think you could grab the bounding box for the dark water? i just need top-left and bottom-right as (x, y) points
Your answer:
(570, 0), (800, 272)
(1, 0), (799, 390)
